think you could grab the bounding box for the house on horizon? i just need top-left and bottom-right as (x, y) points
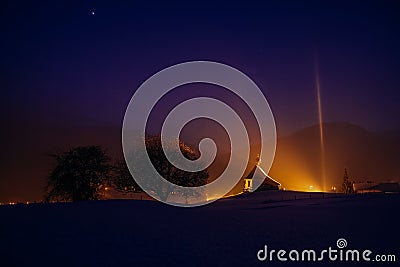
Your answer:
(353, 181), (400, 193)
(243, 165), (281, 192)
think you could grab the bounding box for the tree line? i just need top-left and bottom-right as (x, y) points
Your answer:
(45, 135), (209, 202)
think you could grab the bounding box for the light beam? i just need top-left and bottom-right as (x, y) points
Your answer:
(314, 51), (327, 191)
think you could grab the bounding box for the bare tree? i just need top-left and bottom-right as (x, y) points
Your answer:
(125, 135), (209, 202)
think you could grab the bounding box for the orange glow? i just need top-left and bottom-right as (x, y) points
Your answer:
(306, 184), (322, 192)
(270, 166), (337, 193)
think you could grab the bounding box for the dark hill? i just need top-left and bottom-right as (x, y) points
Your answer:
(270, 122), (400, 191)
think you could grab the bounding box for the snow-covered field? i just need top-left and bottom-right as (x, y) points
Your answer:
(1, 191), (398, 267)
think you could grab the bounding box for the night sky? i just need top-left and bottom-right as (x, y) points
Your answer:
(1, 1), (400, 202)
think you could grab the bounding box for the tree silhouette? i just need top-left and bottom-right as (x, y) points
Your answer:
(126, 135), (209, 202)
(341, 168), (354, 194)
(111, 160), (142, 194)
(45, 146), (112, 202)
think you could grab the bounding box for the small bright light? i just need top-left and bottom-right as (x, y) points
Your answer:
(91, 11), (95, 15)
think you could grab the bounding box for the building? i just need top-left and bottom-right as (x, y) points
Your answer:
(243, 165), (281, 192)
(353, 181), (400, 193)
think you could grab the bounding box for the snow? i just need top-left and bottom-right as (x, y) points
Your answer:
(1, 191), (399, 266)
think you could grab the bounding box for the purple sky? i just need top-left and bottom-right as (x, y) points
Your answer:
(1, 1), (399, 134)
(0, 1), (399, 201)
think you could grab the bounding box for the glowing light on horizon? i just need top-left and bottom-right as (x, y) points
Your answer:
(314, 51), (327, 192)
(305, 184), (322, 192)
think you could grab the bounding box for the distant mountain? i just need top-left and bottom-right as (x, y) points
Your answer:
(269, 122), (400, 191)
